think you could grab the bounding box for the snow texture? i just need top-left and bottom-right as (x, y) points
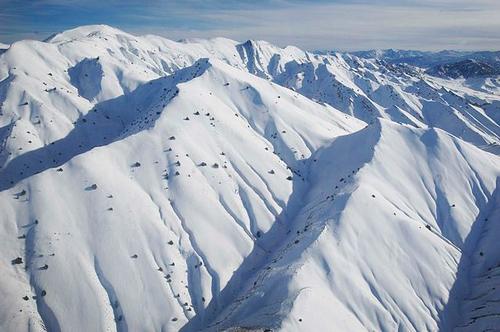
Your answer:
(0, 25), (499, 332)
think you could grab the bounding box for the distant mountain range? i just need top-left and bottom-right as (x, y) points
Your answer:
(337, 49), (500, 78)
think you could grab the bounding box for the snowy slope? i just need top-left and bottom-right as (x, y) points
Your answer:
(454, 179), (500, 331)
(0, 57), (363, 331)
(182, 120), (500, 331)
(0, 25), (500, 332)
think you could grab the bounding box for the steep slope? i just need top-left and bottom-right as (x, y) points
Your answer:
(454, 180), (500, 331)
(187, 120), (500, 332)
(272, 54), (499, 148)
(0, 58), (364, 332)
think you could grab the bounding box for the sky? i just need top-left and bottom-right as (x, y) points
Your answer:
(0, 0), (499, 51)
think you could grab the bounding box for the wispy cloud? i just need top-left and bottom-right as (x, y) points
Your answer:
(0, 0), (499, 51)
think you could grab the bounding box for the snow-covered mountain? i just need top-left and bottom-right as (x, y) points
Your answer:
(0, 25), (499, 332)
(349, 49), (500, 82)
(427, 59), (500, 79)
(4, 25), (496, 149)
(349, 49), (500, 69)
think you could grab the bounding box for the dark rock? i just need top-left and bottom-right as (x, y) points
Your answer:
(86, 184), (98, 191)
(11, 257), (23, 265)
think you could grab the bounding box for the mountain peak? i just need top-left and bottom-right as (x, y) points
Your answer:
(46, 24), (131, 43)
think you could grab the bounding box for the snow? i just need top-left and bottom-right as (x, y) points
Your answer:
(2, 24), (497, 147)
(0, 25), (499, 332)
(189, 120), (499, 331)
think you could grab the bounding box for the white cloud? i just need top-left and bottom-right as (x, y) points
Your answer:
(125, 0), (500, 51)
(1, 0), (499, 50)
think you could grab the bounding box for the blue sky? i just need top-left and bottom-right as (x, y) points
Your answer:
(1, 0), (499, 51)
